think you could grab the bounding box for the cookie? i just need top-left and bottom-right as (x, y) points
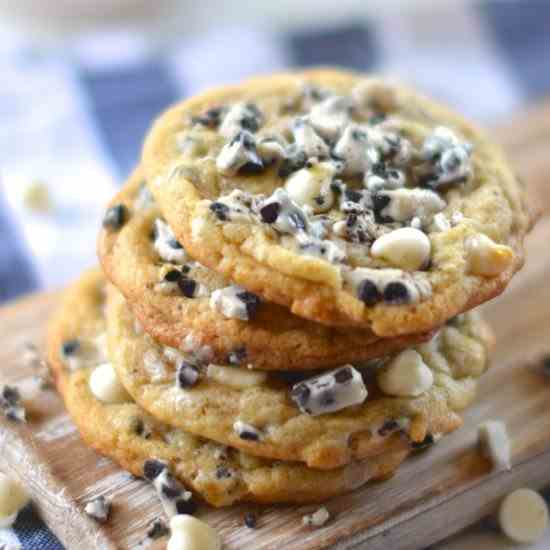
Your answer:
(142, 68), (530, 334)
(107, 282), (494, 470)
(47, 269), (410, 506)
(98, 168), (431, 371)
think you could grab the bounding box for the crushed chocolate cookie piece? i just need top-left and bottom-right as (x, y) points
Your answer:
(84, 496), (111, 523)
(147, 518), (169, 540)
(61, 339), (80, 358)
(177, 362), (200, 388)
(144, 460), (196, 518)
(357, 279), (381, 306)
(209, 201), (230, 221)
(191, 106), (225, 129)
(210, 285), (260, 321)
(227, 346), (247, 365)
(177, 277), (198, 298)
(411, 433), (437, 451)
(378, 420), (400, 437)
(244, 512), (258, 529)
(217, 131), (264, 176)
(302, 506), (330, 528)
(215, 465), (232, 479)
(233, 420), (262, 441)
(153, 219), (187, 264)
(290, 366), (367, 416)
(278, 149), (308, 179)
(0, 385), (26, 422)
(102, 204), (127, 230)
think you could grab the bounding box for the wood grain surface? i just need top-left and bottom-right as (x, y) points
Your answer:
(0, 102), (549, 550)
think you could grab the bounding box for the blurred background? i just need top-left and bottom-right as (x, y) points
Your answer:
(0, 0), (548, 304)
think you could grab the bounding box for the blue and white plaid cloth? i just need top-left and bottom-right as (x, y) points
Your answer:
(0, 1), (549, 548)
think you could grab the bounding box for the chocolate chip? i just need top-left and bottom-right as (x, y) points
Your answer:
(383, 282), (409, 304)
(239, 159), (264, 175)
(147, 518), (169, 540)
(177, 362), (199, 388)
(237, 291), (261, 320)
(175, 498), (197, 515)
(209, 202), (230, 221)
(61, 339), (80, 357)
(542, 356), (550, 372)
(238, 429), (260, 441)
(357, 279), (381, 306)
(177, 277), (197, 298)
(191, 106), (224, 128)
(102, 204), (127, 230)
(164, 269), (181, 283)
(378, 420), (400, 437)
(330, 180), (344, 194)
(369, 113), (387, 125)
(143, 459), (166, 481)
(259, 202), (281, 224)
(244, 512), (258, 529)
(334, 367), (353, 384)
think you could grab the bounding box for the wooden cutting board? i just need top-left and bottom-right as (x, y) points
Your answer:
(1, 103), (550, 550)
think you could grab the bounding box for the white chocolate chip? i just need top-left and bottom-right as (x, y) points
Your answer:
(302, 506), (330, 528)
(499, 488), (548, 544)
(478, 420), (511, 471)
(0, 473), (29, 528)
(333, 125), (376, 175)
(377, 349), (434, 397)
(284, 162), (335, 213)
(89, 363), (131, 404)
(84, 496), (111, 523)
(167, 515), (221, 550)
(206, 364), (267, 389)
(466, 233), (514, 276)
(371, 227), (431, 271)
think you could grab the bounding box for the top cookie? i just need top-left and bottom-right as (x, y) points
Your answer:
(142, 68), (530, 334)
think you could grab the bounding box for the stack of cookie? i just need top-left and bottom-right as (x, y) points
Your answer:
(48, 69), (530, 511)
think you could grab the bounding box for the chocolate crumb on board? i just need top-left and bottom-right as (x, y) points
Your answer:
(147, 518), (170, 540)
(244, 511), (258, 529)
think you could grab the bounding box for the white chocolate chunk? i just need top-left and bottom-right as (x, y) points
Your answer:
(284, 162), (335, 213)
(430, 212), (451, 232)
(89, 363), (130, 404)
(466, 233), (514, 276)
(216, 131), (262, 176)
(291, 365), (367, 416)
(143, 349), (170, 383)
(218, 102), (261, 139)
(206, 364), (267, 389)
(0, 473), (29, 528)
(293, 117), (330, 158)
(478, 420), (511, 471)
(377, 188), (446, 223)
(154, 219), (186, 264)
(333, 125), (375, 175)
(167, 514), (221, 550)
(209, 285), (254, 321)
(371, 227), (431, 271)
(84, 496), (111, 523)
(309, 96), (351, 139)
(302, 506), (330, 527)
(257, 137), (287, 163)
(377, 350), (434, 397)
(499, 488), (548, 544)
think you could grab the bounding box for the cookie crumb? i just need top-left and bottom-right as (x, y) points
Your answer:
(302, 506), (330, 528)
(0, 386), (26, 422)
(0, 472), (29, 528)
(22, 180), (52, 213)
(478, 420), (511, 471)
(84, 496), (111, 523)
(147, 517), (169, 540)
(244, 511), (258, 529)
